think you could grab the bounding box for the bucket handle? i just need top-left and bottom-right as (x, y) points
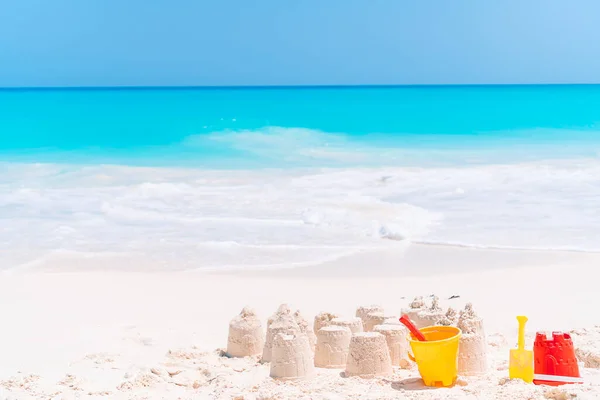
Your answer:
(407, 349), (416, 362)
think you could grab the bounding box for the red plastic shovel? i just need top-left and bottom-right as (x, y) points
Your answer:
(400, 314), (427, 341)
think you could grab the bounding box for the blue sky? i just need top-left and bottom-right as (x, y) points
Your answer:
(1, 0), (599, 87)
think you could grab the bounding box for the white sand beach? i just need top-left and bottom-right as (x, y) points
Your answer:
(4, 1), (600, 397)
(1, 244), (600, 399)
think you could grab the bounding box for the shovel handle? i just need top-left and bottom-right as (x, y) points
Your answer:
(517, 315), (528, 351)
(400, 314), (427, 341)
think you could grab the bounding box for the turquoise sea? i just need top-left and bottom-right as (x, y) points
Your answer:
(2, 85), (600, 271)
(2, 85), (600, 168)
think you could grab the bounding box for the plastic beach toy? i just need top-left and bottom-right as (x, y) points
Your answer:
(509, 315), (534, 383)
(400, 314), (426, 341)
(533, 331), (582, 386)
(407, 325), (462, 387)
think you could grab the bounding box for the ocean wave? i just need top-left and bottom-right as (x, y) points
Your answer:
(2, 158), (600, 271)
(4, 124), (600, 170)
(182, 126), (371, 165)
(178, 126), (600, 168)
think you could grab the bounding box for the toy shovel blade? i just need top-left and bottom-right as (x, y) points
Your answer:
(509, 348), (533, 383)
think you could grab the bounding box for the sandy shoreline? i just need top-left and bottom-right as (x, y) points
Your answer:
(1, 244), (600, 398)
(227, 243), (600, 277)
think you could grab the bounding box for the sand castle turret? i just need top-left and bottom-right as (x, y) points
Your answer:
(314, 326), (352, 368)
(270, 332), (315, 380)
(383, 316), (402, 326)
(402, 296), (445, 329)
(262, 304), (300, 363)
(437, 307), (459, 326)
(226, 307), (264, 358)
(344, 332), (393, 378)
(363, 312), (388, 332)
(294, 309), (317, 351)
(331, 317), (363, 334)
(373, 324), (410, 368)
(402, 296), (426, 326)
(356, 305), (383, 331)
(267, 304), (292, 326)
(313, 311), (339, 335)
(457, 303), (488, 376)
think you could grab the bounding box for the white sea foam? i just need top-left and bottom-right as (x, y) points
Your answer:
(1, 156), (600, 271)
(180, 126), (600, 168)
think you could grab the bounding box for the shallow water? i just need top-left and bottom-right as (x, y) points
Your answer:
(1, 86), (600, 270)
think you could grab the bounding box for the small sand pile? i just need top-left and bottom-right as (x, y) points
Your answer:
(373, 324), (410, 368)
(262, 304), (300, 363)
(313, 312), (339, 335)
(569, 327), (600, 368)
(270, 332), (315, 380)
(314, 326), (352, 368)
(457, 303), (488, 376)
(294, 309), (317, 351)
(402, 296), (445, 329)
(267, 304), (292, 326)
(226, 307), (264, 358)
(409, 296), (426, 309)
(344, 332), (393, 378)
(356, 305), (383, 331)
(457, 303), (484, 335)
(438, 307), (459, 326)
(401, 296), (426, 325)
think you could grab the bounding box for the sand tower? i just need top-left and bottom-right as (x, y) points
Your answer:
(356, 305), (383, 330)
(226, 307), (264, 358)
(330, 317), (363, 334)
(402, 296), (426, 326)
(437, 307), (459, 326)
(373, 324), (410, 368)
(267, 304), (292, 326)
(270, 332), (315, 380)
(383, 316), (401, 326)
(314, 326), (352, 368)
(402, 296), (445, 329)
(344, 332), (393, 378)
(294, 309), (317, 351)
(457, 303), (488, 376)
(262, 304), (300, 363)
(313, 311), (339, 335)
(363, 312), (388, 332)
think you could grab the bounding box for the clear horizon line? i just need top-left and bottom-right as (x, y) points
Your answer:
(2, 83), (600, 91)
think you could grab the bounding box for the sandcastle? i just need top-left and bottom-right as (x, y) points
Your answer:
(437, 307), (459, 326)
(383, 316), (401, 325)
(356, 305), (383, 331)
(402, 296), (446, 329)
(363, 313), (399, 331)
(262, 304), (300, 363)
(344, 332), (393, 378)
(373, 324), (410, 368)
(294, 309), (317, 351)
(362, 312), (387, 332)
(330, 317), (364, 334)
(313, 311), (339, 335)
(226, 307), (264, 358)
(270, 332), (315, 380)
(314, 326), (352, 368)
(457, 303), (488, 376)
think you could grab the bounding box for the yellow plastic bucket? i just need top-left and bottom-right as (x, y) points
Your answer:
(408, 326), (462, 387)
